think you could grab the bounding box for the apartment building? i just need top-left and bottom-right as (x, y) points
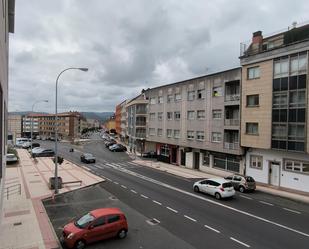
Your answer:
(22, 114), (39, 136)
(240, 24), (309, 192)
(126, 94), (149, 154)
(145, 68), (244, 175)
(115, 100), (128, 142)
(115, 102), (123, 135)
(8, 114), (22, 143)
(0, 0), (15, 222)
(104, 115), (116, 132)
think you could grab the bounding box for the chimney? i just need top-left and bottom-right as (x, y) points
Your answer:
(252, 31), (263, 44)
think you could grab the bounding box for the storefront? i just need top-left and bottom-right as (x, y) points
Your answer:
(156, 143), (178, 164)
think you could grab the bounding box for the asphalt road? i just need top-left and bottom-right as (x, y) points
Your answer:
(38, 134), (309, 249)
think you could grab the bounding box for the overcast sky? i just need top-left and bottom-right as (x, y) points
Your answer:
(8, 0), (309, 113)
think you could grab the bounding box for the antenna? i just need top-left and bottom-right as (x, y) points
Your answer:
(292, 21), (297, 29)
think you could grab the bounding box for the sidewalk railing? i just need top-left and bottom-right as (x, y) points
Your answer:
(4, 183), (21, 199)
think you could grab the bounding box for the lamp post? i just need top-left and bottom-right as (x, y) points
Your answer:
(54, 67), (88, 194)
(31, 100), (48, 156)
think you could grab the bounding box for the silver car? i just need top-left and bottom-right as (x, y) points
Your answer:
(225, 174), (256, 193)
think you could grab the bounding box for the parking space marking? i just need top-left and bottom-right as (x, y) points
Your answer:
(121, 185), (127, 189)
(130, 189), (137, 194)
(141, 194), (149, 199)
(204, 224), (220, 233)
(259, 201), (274, 206)
(239, 195), (253, 200)
(166, 207), (178, 213)
(153, 200), (162, 206)
(230, 237), (250, 248)
(184, 215), (197, 222)
(283, 208), (301, 214)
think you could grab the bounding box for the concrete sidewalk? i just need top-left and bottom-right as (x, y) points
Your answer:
(0, 149), (104, 249)
(132, 156), (309, 204)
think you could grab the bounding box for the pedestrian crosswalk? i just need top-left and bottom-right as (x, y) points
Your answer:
(87, 160), (141, 171)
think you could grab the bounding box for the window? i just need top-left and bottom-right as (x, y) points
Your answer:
(149, 128), (155, 136)
(203, 153), (210, 166)
(289, 90), (306, 108)
(197, 89), (205, 99)
(174, 111), (181, 120)
(167, 129), (172, 138)
(288, 124), (305, 141)
(247, 95), (259, 107)
(273, 92), (288, 108)
(187, 91), (195, 101)
(150, 97), (156, 104)
(149, 113), (155, 121)
(175, 93), (181, 101)
(284, 160), (309, 174)
(274, 58), (288, 78)
(167, 94), (173, 103)
(160, 144), (170, 156)
(212, 109), (222, 119)
(167, 112), (173, 120)
(157, 128), (163, 136)
(197, 110), (205, 120)
(158, 96), (163, 104)
(246, 123), (258, 135)
(213, 86), (222, 97)
(196, 131), (205, 141)
(187, 130), (194, 139)
(212, 132), (222, 142)
(187, 111), (195, 120)
(272, 124), (287, 139)
(92, 217), (106, 227)
(108, 215), (120, 223)
(250, 155), (263, 169)
(248, 66), (260, 79)
(174, 129), (180, 138)
(158, 112), (163, 121)
(290, 53), (307, 75)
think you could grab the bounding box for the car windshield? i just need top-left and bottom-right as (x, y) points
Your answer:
(75, 213), (95, 228)
(222, 182), (233, 188)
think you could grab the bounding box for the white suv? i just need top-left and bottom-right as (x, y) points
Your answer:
(193, 178), (235, 200)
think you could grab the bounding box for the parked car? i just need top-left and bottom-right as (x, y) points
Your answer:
(193, 178), (235, 200)
(22, 142), (40, 149)
(15, 138), (30, 148)
(62, 208), (128, 249)
(32, 148), (55, 158)
(225, 174), (256, 193)
(80, 153), (96, 163)
(6, 153), (18, 164)
(105, 140), (116, 148)
(142, 151), (157, 158)
(109, 144), (127, 152)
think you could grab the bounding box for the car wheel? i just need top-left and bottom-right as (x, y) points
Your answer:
(239, 186), (245, 193)
(75, 240), (86, 249)
(194, 186), (199, 192)
(215, 192), (221, 200)
(117, 229), (127, 239)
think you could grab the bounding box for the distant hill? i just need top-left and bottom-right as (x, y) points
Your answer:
(81, 112), (114, 122)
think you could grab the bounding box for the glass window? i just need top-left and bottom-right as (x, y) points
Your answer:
(290, 56), (298, 75)
(272, 124), (287, 139)
(160, 144), (170, 156)
(166, 129), (172, 138)
(174, 111), (181, 120)
(212, 109), (222, 119)
(203, 153), (210, 166)
(197, 110), (205, 120)
(284, 160), (309, 174)
(213, 86), (222, 97)
(247, 95), (259, 107)
(299, 53), (307, 74)
(149, 128), (155, 136)
(150, 97), (156, 104)
(246, 123), (258, 135)
(158, 112), (163, 121)
(108, 215), (120, 223)
(196, 131), (205, 140)
(188, 91), (195, 101)
(273, 92), (287, 108)
(149, 113), (155, 121)
(197, 89), (205, 99)
(248, 66), (260, 79)
(288, 124), (305, 141)
(76, 213), (95, 228)
(289, 90), (306, 108)
(92, 217), (106, 227)
(212, 132), (222, 142)
(157, 129), (163, 137)
(187, 111), (195, 120)
(167, 94), (173, 103)
(187, 130), (194, 139)
(158, 96), (163, 104)
(175, 93), (181, 101)
(174, 130), (180, 138)
(167, 112), (173, 120)
(250, 155), (263, 169)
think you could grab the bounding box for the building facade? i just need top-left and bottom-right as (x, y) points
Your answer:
(240, 24), (309, 192)
(8, 114), (22, 143)
(115, 102), (123, 135)
(145, 68), (244, 175)
(22, 114), (39, 137)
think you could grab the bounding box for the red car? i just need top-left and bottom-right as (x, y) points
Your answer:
(62, 208), (128, 249)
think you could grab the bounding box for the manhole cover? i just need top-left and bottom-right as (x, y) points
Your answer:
(146, 218), (160, 225)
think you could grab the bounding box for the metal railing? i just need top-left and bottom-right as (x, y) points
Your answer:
(225, 94), (240, 102)
(4, 183), (21, 199)
(224, 119), (240, 126)
(224, 142), (239, 150)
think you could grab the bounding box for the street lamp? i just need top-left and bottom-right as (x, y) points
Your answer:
(31, 100), (48, 155)
(54, 67), (88, 194)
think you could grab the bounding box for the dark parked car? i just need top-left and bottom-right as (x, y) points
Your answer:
(32, 148), (55, 158)
(224, 174), (256, 192)
(105, 140), (116, 148)
(80, 153), (96, 163)
(142, 151), (157, 158)
(109, 144), (127, 152)
(23, 142), (40, 149)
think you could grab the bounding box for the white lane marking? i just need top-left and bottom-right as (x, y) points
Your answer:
(184, 215), (197, 222)
(121, 185), (127, 189)
(130, 189), (137, 194)
(283, 208), (301, 215)
(240, 195), (253, 200)
(204, 224), (220, 233)
(153, 218), (160, 223)
(102, 161), (309, 238)
(141, 194), (149, 199)
(166, 206), (178, 213)
(152, 200), (162, 205)
(230, 237), (250, 248)
(103, 176), (112, 181)
(113, 182), (119, 185)
(259, 201), (274, 206)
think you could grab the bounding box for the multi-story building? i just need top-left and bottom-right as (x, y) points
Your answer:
(126, 94), (148, 154)
(115, 102), (123, 135)
(240, 24), (309, 192)
(120, 100), (128, 143)
(0, 0), (15, 222)
(8, 114), (22, 143)
(145, 68), (244, 175)
(104, 115), (116, 132)
(86, 118), (100, 129)
(22, 114), (39, 137)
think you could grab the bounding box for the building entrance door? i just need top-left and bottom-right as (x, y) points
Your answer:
(194, 152), (200, 169)
(171, 148), (177, 164)
(269, 162), (280, 186)
(181, 150), (185, 166)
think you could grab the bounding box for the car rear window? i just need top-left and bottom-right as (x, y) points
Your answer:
(222, 182), (233, 188)
(245, 176), (255, 182)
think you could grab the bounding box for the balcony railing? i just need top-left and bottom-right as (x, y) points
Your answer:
(136, 122), (146, 126)
(224, 119), (240, 126)
(135, 132), (146, 138)
(224, 142), (239, 150)
(225, 94), (240, 102)
(136, 110), (147, 114)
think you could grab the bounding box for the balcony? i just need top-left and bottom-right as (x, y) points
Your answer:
(136, 121), (146, 126)
(224, 142), (239, 150)
(224, 119), (240, 126)
(136, 109), (147, 115)
(225, 94), (240, 102)
(135, 132), (146, 138)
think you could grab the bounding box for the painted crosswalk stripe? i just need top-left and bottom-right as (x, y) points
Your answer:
(259, 201), (274, 206)
(184, 215), (196, 222)
(153, 200), (162, 205)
